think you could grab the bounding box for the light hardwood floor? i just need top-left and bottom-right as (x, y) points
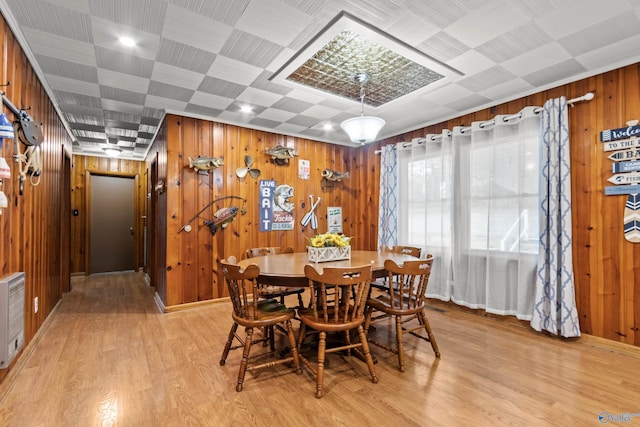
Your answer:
(0, 272), (639, 426)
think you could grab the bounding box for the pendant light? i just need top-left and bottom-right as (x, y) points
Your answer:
(340, 73), (385, 144)
(103, 142), (122, 157)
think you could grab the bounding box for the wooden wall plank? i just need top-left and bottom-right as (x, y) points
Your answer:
(0, 13), (70, 382)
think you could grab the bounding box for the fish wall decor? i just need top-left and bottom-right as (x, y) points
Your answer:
(265, 144), (298, 165)
(188, 156), (224, 174)
(322, 169), (350, 182)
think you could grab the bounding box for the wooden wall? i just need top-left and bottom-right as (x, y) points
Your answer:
(0, 14), (71, 380)
(69, 156), (147, 274)
(380, 64), (640, 347)
(148, 114), (378, 308)
(136, 70), (639, 345)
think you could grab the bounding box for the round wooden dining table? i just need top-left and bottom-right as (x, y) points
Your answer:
(235, 250), (418, 286)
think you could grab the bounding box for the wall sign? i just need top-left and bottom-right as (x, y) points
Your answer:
(327, 206), (342, 234)
(298, 159), (310, 180)
(259, 180), (294, 231)
(612, 160), (640, 173)
(601, 121), (640, 242)
(602, 137), (640, 152)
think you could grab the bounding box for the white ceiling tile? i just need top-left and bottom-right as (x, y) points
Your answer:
(22, 27), (96, 66)
(382, 10), (439, 46)
(281, 88), (326, 104)
(236, 87), (283, 108)
(535, 0), (633, 40)
(188, 92), (234, 110)
(207, 56), (263, 86)
(256, 109), (297, 122)
(446, 50), (496, 75)
(162, 4), (233, 53)
(234, 0), (313, 46)
(301, 104), (342, 119)
(143, 95), (186, 112)
(265, 47), (298, 72)
(151, 62), (204, 90)
(502, 42), (571, 76)
(479, 78), (535, 102)
(576, 33), (640, 71)
(46, 74), (101, 96)
(47, 0), (91, 13)
(275, 122), (308, 134)
(422, 83), (474, 105)
(102, 98), (145, 115)
(218, 110), (254, 125)
(97, 69), (150, 93)
(91, 16), (161, 61)
(444, 0), (530, 48)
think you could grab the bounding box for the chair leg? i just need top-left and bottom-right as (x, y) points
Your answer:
(220, 322), (238, 366)
(236, 327), (254, 392)
(395, 315), (405, 372)
(315, 331), (327, 399)
(284, 319), (302, 374)
(269, 325), (275, 351)
(418, 310), (441, 358)
(296, 291), (304, 309)
(356, 325), (378, 384)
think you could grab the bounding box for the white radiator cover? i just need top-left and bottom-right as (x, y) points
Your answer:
(0, 272), (25, 368)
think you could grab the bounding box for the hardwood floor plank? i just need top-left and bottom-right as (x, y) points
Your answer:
(0, 272), (639, 426)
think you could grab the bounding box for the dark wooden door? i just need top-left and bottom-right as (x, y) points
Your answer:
(90, 175), (135, 273)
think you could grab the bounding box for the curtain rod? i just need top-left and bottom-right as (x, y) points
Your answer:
(375, 92), (595, 153)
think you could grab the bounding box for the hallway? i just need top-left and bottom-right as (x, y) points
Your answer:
(0, 272), (639, 426)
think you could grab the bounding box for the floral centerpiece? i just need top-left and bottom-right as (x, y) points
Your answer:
(307, 232), (351, 262)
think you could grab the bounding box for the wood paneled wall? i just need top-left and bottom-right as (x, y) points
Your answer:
(380, 64), (640, 347)
(146, 70), (639, 345)
(0, 14), (71, 381)
(69, 156), (147, 274)
(148, 114), (378, 307)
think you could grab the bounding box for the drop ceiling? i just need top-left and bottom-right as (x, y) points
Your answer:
(2, 0), (640, 160)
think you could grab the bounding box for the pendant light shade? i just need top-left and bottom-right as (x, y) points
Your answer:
(340, 73), (385, 144)
(340, 115), (386, 144)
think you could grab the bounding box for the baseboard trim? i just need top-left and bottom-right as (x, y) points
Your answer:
(0, 298), (62, 400)
(163, 297), (232, 313)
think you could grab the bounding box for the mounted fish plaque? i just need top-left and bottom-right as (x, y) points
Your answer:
(188, 156), (224, 174)
(265, 144), (298, 165)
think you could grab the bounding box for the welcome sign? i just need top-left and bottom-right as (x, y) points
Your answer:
(600, 124), (640, 142)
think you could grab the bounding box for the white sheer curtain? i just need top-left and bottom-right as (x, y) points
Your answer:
(397, 132), (453, 300)
(397, 107), (541, 319)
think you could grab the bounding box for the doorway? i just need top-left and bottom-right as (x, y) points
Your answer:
(89, 174), (135, 274)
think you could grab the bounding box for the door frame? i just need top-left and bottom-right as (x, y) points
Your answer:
(85, 170), (140, 275)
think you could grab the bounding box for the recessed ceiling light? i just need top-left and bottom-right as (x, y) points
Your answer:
(323, 123), (333, 131)
(119, 36), (136, 47)
(240, 105), (253, 113)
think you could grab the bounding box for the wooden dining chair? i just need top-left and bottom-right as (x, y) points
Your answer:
(219, 258), (302, 391)
(371, 245), (422, 291)
(297, 263), (378, 398)
(244, 246), (306, 308)
(364, 257), (440, 372)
